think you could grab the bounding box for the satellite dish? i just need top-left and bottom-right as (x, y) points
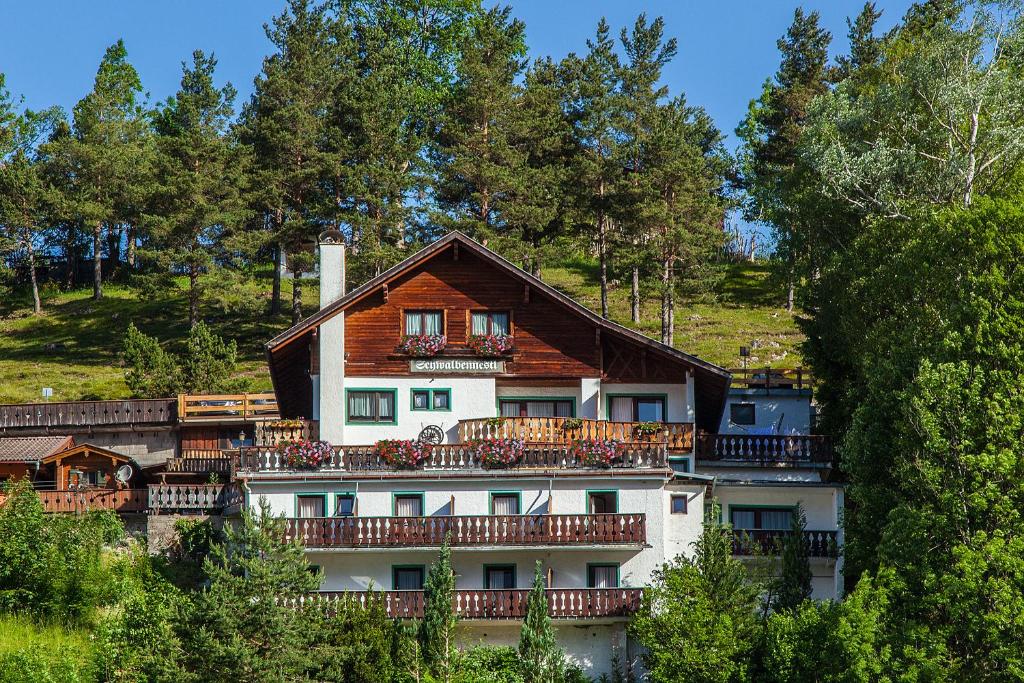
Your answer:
(115, 464), (133, 483)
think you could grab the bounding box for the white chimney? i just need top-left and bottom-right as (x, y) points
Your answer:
(319, 230), (347, 307)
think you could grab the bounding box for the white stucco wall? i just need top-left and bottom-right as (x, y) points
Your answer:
(720, 390), (813, 434)
(662, 483), (706, 561)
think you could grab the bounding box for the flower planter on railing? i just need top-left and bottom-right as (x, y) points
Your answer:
(375, 439), (429, 470)
(470, 437), (526, 469)
(279, 439), (334, 469)
(396, 334), (447, 357)
(571, 438), (623, 468)
(467, 334), (514, 357)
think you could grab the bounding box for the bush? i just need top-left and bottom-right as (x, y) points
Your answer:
(458, 646), (523, 683)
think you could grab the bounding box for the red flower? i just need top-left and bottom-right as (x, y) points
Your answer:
(470, 438), (526, 468)
(375, 439), (430, 470)
(467, 334), (514, 357)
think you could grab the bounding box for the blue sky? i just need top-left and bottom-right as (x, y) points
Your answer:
(1, 0), (914, 237)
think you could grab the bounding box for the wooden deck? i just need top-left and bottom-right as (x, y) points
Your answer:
(458, 417), (694, 451)
(287, 513), (646, 548)
(0, 398), (176, 430)
(237, 442), (668, 473)
(177, 393), (279, 422)
(305, 588), (643, 620)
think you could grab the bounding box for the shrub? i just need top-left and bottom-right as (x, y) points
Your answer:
(459, 646), (523, 683)
(397, 333), (447, 357)
(571, 439), (622, 468)
(375, 439), (430, 470)
(278, 439), (334, 469)
(471, 437), (526, 469)
(468, 333), (514, 356)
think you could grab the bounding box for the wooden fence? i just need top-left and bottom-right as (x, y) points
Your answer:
(177, 393), (278, 421)
(728, 367), (813, 390)
(0, 489), (148, 513)
(303, 588), (644, 620)
(237, 442), (668, 473)
(287, 513), (646, 548)
(0, 398), (176, 429)
(458, 417), (693, 451)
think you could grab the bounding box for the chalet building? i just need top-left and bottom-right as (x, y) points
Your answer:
(230, 231), (843, 677)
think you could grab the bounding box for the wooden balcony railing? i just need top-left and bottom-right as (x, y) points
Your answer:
(177, 393), (278, 422)
(287, 513), (646, 548)
(458, 417), (693, 451)
(165, 456), (233, 475)
(0, 398), (176, 430)
(303, 588), (643, 620)
(148, 483), (243, 512)
(254, 419), (319, 446)
(0, 489), (149, 514)
(695, 433), (833, 464)
(728, 367), (813, 390)
(731, 529), (838, 558)
(237, 443), (668, 473)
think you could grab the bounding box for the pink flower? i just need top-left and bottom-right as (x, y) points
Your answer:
(376, 440), (430, 469)
(467, 334), (514, 357)
(397, 335), (447, 357)
(471, 438), (525, 468)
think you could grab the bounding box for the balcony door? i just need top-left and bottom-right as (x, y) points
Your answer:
(297, 494), (326, 518)
(499, 399), (574, 418)
(730, 507), (793, 530)
(609, 395), (665, 422)
(484, 565), (517, 589)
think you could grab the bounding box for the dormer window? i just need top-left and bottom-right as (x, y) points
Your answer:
(471, 311), (510, 336)
(404, 310), (443, 336)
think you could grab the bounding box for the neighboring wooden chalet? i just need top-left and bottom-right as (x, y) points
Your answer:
(0, 435), (74, 482)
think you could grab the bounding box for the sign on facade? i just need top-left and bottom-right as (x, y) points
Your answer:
(409, 358), (505, 374)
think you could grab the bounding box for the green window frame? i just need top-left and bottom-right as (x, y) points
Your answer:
(670, 494), (688, 514)
(334, 492), (356, 517)
(392, 564), (426, 590)
(728, 504), (798, 530)
(586, 489), (619, 514)
(345, 388), (398, 425)
(668, 456), (691, 474)
(586, 563), (621, 588)
(488, 490), (523, 515)
(411, 388), (451, 412)
(294, 493), (328, 518)
(392, 491), (425, 516)
(605, 393), (669, 422)
(483, 564), (518, 589)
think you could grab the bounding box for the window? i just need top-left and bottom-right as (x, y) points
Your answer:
(730, 403), (756, 426)
(394, 493), (424, 517)
(471, 311), (510, 336)
(668, 457), (690, 474)
(609, 395), (666, 422)
(587, 491), (617, 514)
(297, 494), (326, 518)
(587, 564), (619, 588)
(730, 507), (793, 530)
(412, 388), (451, 411)
(498, 399), (574, 418)
(393, 566), (425, 590)
(484, 565), (517, 589)
(671, 495), (688, 514)
(346, 389), (396, 424)
(335, 493), (355, 517)
(404, 310), (443, 336)
(490, 492), (520, 515)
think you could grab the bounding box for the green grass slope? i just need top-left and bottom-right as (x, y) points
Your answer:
(0, 260), (803, 404)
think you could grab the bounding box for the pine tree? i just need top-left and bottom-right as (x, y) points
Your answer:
(772, 504), (813, 612)
(147, 50), (248, 327)
(419, 533), (458, 683)
(518, 560), (566, 683)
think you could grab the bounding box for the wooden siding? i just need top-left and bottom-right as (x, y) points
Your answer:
(342, 249), (602, 377)
(0, 399), (176, 429)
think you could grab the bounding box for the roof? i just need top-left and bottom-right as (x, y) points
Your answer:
(267, 231), (733, 430)
(38, 443), (136, 465)
(0, 435), (74, 463)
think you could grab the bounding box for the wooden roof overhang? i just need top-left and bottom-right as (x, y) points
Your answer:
(38, 443), (135, 466)
(266, 232), (732, 432)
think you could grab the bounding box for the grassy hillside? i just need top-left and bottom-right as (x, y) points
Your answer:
(0, 260), (803, 404)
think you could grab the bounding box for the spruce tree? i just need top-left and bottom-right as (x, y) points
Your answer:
(147, 50), (248, 327)
(419, 533), (458, 683)
(772, 504), (813, 612)
(518, 560), (565, 683)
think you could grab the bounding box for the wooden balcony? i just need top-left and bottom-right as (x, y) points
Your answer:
(728, 367), (813, 390)
(287, 513), (647, 549)
(305, 588), (643, 620)
(0, 489), (149, 514)
(458, 417), (693, 451)
(164, 456), (233, 475)
(0, 484), (243, 514)
(695, 433), (833, 465)
(731, 529), (838, 558)
(148, 483), (243, 513)
(177, 393), (279, 422)
(237, 442), (668, 474)
(254, 419), (319, 446)
(0, 398), (176, 431)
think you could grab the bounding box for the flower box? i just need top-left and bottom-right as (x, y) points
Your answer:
(471, 437), (526, 469)
(572, 438), (623, 468)
(278, 439), (333, 469)
(467, 334), (514, 357)
(375, 439), (430, 470)
(632, 422), (663, 441)
(397, 334), (447, 357)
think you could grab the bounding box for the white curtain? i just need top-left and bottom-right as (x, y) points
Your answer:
(590, 565), (618, 588)
(395, 569), (423, 590)
(492, 495), (519, 515)
(298, 496), (324, 518)
(731, 510), (756, 529)
(491, 313), (509, 335)
(405, 312), (422, 334)
(487, 567), (515, 589)
(761, 510), (793, 530)
(471, 313), (488, 335)
(348, 392), (372, 419)
(377, 394), (393, 420)
(555, 402), (573, 417)
(610, 397), (633, 422)
(500, 401), (520, 417)
(423, 312), (442, 335)
(526, 401), (555, 417)
(396, 496), (422, 517)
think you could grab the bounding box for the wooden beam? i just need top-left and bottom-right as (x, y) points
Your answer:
(382, 283), (389, 302)
(523, 284), (530, 304)
(453, 242), (459, 260)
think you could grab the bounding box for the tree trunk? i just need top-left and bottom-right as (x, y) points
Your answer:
(25, 228), (41, 314)
(598, 207), (609, 319)
(271, 240), (284, 316)
(291, 270), (303, 325)
(631, 266), (640, 323)
(660, 257), (671, 344)
(126, 224), (136, 268)
(92, 222), (103, 301)
(108, 224), (122, 277)
(787, 279), (795, 313)
(63, 227), (77, 289)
